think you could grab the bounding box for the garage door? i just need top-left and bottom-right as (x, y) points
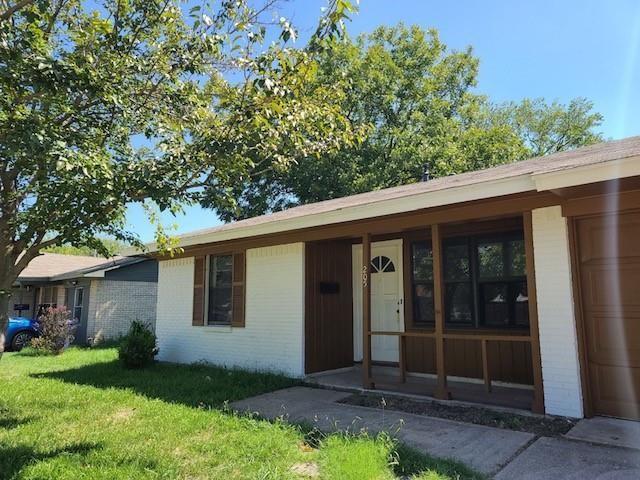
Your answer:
(576, 211), (640, 419)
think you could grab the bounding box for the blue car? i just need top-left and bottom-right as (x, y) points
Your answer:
(4, 317), (38, 351)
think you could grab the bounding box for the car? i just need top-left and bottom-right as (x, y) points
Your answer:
(4, 316), (38, 351)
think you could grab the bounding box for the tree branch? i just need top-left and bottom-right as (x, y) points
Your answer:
(0, 0), (34, 22)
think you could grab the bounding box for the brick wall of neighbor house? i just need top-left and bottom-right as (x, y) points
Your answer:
(532, 206), (584, 418)
(85, 280), (158, 342)
(155, 243), (306, 377)
(7, 287), (35, 318)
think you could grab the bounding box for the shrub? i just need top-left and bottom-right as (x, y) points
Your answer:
(118, 321), (157, 369)
(30, 307), (77, 354)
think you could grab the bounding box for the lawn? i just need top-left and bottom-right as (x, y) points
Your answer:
(0, 347), (482, 480)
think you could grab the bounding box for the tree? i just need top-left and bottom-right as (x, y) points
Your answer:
(43, 238), (125, 256)
(484, 97), (604, 157)
(218, 24), (604, 220)
(0, 0), (359, 355)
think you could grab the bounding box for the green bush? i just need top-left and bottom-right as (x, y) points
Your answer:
(118, 321), (157, 369)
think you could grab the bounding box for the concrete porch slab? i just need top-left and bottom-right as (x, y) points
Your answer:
(495, 436), (640, 480)
(231, 386), (535, 475)
(566, 417), (640, 450)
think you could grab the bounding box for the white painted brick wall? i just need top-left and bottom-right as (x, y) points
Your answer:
(532, 206), (584, 417)
(155, 243), (305, 377)
(86, 280), (157, 341)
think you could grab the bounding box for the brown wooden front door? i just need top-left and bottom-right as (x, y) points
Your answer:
(576, 211), (640, 419)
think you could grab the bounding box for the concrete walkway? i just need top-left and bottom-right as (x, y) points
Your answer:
(232, 386), (640, 479)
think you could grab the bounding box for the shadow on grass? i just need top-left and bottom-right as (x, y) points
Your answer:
(32, 359), (298, 408)
(0, 416), (35, 431)
(0, 442), (99, 480)
(0, 404), (36, 431)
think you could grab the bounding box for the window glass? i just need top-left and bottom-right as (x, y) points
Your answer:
(411, 242), (434, 325)
(508, 239), (526, 276)
(208, 255), (233, 325)
(445, 283), (473, 324)
(444, 243), (470, 281)
(413, 284), (434, 324)
(371, 256), (395, 273)
(478, 242), (504, 279)
(412, 243), (433, 281)
(481, 283), (509, 327)
(513, 281), (530, 326)
(73, 287), (84, 321)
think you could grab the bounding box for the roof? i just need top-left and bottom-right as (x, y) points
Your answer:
(151, 135), (640, 250)
(16, 253), (149, 283)
(17, 253), (110, 281)
(51, 256), (148, 281)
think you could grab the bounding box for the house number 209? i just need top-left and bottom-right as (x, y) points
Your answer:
(361, 265), (368, 288)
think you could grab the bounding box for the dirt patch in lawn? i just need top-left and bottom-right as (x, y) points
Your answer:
(339, 392), (577, 437)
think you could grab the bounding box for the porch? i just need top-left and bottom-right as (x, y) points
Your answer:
(306, 364), (534, 411)
(304, 204), (545, 414)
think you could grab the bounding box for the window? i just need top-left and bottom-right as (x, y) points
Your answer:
(443, 239), (473, 325)
(476, 237), (528, 328)
(410, 242), (434, 325)
(371, 256), (395, 273)
(37, 286), (58, 316)
(207, 254), (233, 325)
(73, 287), (84, 321)
(442, 233), (528, 329)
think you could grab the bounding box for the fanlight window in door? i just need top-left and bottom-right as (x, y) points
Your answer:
(371, 256), (395, 273)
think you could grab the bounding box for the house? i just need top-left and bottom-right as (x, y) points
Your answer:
(10, 253), (158, 343)
(153, 135), (640, 421)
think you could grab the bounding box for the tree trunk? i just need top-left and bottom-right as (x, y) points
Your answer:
(0, 291), (10, 360)
(0, 256), (20, 360)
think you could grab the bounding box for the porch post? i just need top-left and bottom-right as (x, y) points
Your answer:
(523, 211), (545, 414)
(362, 232), (373, 388)
(432, 224), (451, 400)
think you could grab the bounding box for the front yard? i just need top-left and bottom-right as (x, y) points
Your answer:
(0, 348), (480, 480)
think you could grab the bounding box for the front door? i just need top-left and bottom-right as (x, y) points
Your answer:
(353, 239), (404, 363)
(576, 211), (640, 419)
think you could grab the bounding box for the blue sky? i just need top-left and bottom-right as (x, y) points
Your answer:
(126, 0), (640, 241)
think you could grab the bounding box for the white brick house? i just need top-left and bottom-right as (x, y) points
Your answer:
(153, 136), (640, 421)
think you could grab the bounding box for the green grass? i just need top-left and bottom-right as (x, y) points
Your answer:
(0, 348), (482, 480)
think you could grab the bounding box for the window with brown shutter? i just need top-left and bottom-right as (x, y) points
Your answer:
(192, 256), (206, 326)
(192, 252), (245, 327)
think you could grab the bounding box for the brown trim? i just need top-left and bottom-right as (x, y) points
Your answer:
(362, 233), (373, 388)
(402, 236), (414, 329)
(523, 211), (545, 414)
(481, 339), (491, 392)
(192, 256), (206, 326)
(567, 215), (594, 417)
(431, 224), (451, 399)
(158, 192), (560, 260)
(231, 251), (246, 327)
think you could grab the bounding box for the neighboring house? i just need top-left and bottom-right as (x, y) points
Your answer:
(10, 253), (158, 343)
(153, 135), (640, 422)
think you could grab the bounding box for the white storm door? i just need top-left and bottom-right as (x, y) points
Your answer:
(353, 239), (404, 363)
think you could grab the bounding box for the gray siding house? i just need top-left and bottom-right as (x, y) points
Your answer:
(10, 253), (158, 343)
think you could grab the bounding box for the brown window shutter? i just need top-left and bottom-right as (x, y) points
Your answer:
(231, 251), (246, 327)
(192, 256), (206, 326)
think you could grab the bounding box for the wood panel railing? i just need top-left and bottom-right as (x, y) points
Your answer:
(368, 330), (531, 393)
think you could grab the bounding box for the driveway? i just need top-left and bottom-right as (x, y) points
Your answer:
(232, 387), (640, 479)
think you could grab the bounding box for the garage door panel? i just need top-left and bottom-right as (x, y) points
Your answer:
(578, 214), (640, 262)
(577, 211), (640, 419)
(586, 313), (640, 367)
(590, 364), (640, 420)
(583, 263), (640, 308)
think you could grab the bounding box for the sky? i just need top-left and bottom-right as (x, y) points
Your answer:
(125, 0), (640, 241)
